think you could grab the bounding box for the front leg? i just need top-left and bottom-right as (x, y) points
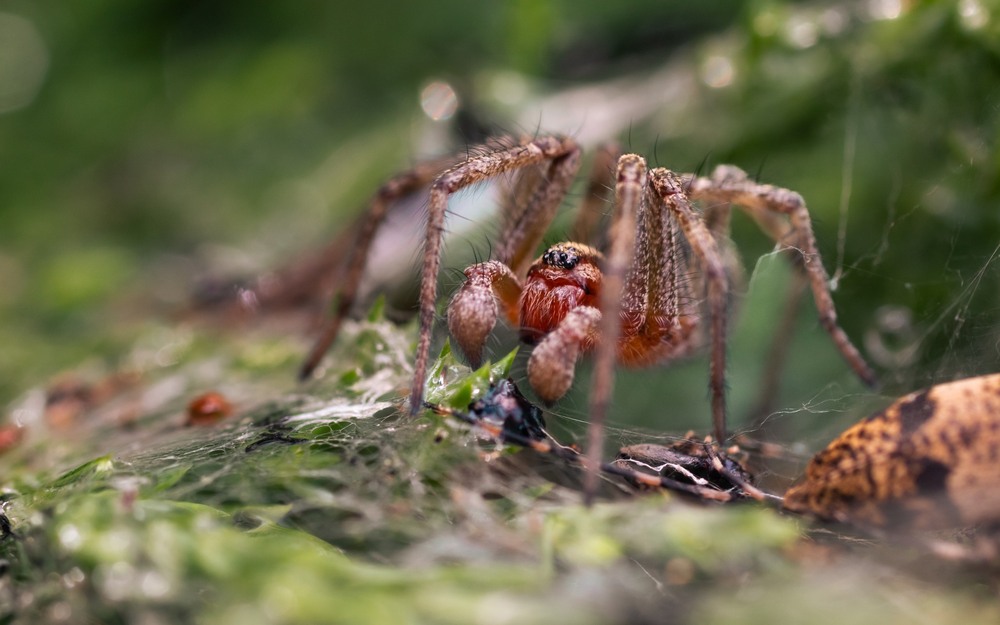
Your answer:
(527, 306), (601, 403)
(447, 260), (522, 367)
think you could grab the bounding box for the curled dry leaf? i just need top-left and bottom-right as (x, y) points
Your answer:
(783, 374), (1000, 529)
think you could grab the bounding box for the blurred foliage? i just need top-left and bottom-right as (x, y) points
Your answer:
(0, 0), (748, 405)
(3, 0), (1000, 623)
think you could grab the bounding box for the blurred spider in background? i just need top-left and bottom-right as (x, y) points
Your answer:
(299, 134), (877, 499)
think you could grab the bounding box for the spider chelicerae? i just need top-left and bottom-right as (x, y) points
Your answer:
(299, 134), (877, 498)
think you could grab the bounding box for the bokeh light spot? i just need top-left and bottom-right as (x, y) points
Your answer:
(868, 0), (904, 21)
(959, 0), (988, 30)
(0, 13), (49, 114)
(420, 80), (458, 121)
(701, 55), (734, 89)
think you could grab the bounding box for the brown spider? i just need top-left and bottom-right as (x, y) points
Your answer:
(299, 134), (877, 498)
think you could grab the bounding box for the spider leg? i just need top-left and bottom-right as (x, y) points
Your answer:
(649, 169), (731, 444)
(583, 154), (647, 503)
(299, 156), (461, 381)
(685, 165), (877, 388)
(617, 160), (704, 368)
(702, 188), (808, 425)
(702, 442), (777, 502)
(494, 160), (556, 273)
(570, 142), (620, 244)
(492, 141), (583, 277)
(447, 260), (522, 367)
(412, 136), (581, 415)
(526, 306), (602, 403)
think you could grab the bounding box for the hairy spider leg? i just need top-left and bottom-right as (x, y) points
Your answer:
(492, 147), (584, 277)
(582, 154), (645, 501)
(702, 196), (808, 424)
(300, 155), (462, 381)
(681, 165), (877, 424)
(684, 165), (877, 388)
(685, 165), (878, 386)
(570, 142), (620, 244)
(413, 136), (582, 415)
(649, 169), (732, 446)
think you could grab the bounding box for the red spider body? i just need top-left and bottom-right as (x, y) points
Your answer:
(617, 312), (699, 368)
(517, 243), (601, 345)
(512, 241), (699, 368)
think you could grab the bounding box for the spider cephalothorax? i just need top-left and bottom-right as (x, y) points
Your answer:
(300, 134), (877, 498)
(448, 241), (606, 404)
(447, 241), (603, 362)
(520, 243), (601, 343)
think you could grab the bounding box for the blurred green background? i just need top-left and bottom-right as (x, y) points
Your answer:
(3, 0), (999, 441)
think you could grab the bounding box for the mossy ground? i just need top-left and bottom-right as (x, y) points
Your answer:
(3, 2), (1000, 622)
(1, 305), (998, 624)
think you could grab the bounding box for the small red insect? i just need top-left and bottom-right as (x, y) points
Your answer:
(0, 424), (22, 454)
(186, 391), (233, 426)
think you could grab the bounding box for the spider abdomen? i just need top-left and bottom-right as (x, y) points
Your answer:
(617, 314), (699, 367)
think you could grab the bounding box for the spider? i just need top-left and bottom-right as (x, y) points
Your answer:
(299, 134), (877, 498)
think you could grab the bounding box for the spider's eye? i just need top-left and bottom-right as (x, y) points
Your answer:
(542, 246), (579, 270)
